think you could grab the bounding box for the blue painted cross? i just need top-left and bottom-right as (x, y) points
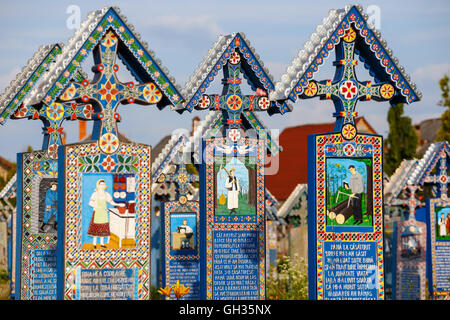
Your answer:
(300, 27), (396, 140)
(12, 72), (91, 159)
(195, 46), (272, 142)
(156, 152), (199, 204)
(60, 30), (163, 154)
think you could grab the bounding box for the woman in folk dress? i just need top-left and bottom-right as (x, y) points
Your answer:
(87, 179), (125, 248)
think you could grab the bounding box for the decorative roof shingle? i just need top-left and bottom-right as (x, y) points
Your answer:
(384, 159), (418, 205)
(0, 44), (62, 124)
(408, 141), (450, 186)
(269, 5), (422, 105)
(0, 173), (17, 199)
(23, 6), (183, 109)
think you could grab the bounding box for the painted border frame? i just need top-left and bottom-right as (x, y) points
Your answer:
(426, 197), (450, 297)
(203, 137), (266, 300)
(56, 141), (151, 300)
(308, 132), (384, 300)
(15, 151), (58, 300)
(162, 200), (200, 299)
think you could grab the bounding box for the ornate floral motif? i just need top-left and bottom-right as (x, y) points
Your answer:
(99, 132), (119, 154)
(304, 81), (318, 97)
(341, 123), (357, 140)
(339, 80), (358, 100)
(342, 27), (356, 43)
(199, 95), (212, 109)
(227, 128), (241, 142)
(142, 83), (162, 104)
(257, 96), (270, 110)
(226, 94), (242, 112)
(45, 102), (65, 121)
(229, 50), (241, 65)
(380, 83), (395, 99)
(100, 155), (116, 171)
(98, 80), (119, 103)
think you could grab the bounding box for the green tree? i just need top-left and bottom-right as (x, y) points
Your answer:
(436, 75), (450, 142)
(385, 103), (418, 176)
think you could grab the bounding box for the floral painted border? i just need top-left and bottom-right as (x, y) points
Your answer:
(314, 133), (384, 300)
(62, 141), (151, 300)
(204, 137), (265, 300)
(18, 151), (58, 300)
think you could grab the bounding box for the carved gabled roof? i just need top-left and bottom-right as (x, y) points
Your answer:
(384, 159), (418, 204)
(151, 132), (189, 192)
(0, 44), (62, 124)
(408, 141), (450, 186)
(178, 32), (291, 115)
(277, 184), (307, 219)
(0, 173), (17, 199)
(184, 110), (222, 163)
(269, 5), (421, 105)
(23, 6), (183, 109)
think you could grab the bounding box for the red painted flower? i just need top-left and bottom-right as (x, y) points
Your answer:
(98, 80), (119, 103)
(339, 80), (358, 100)
(101, 155), (116, 172)
(82, 104), (94, 118)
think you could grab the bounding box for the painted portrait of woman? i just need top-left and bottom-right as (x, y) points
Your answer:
(87, 179), (125, 248)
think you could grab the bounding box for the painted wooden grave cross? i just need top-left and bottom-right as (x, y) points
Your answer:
(270, 5), (422, 300)
(390, 185), (423, 221)
(157, 151), (199, 204)
(299, 26), (396, 140)
(157, 149), (201, 300)
(195, 46), (273, 141)
(422, 151), (449, 200)
(406, 141), (450, 299)
(18, 6), (182, 300)
(0, 44), (92, 300)
(13, 91), (93, 159)
(389, 184), (427, 300)
(180, 33), (289, 151)
(180, 32), (289, 300)
(59, 30), (163, 154)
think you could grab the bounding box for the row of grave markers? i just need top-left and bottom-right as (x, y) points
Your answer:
(385, 141), (450, 299)
(0, 4), (426, 300)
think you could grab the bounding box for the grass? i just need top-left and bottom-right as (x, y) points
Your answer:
(215, 194), (256, 215)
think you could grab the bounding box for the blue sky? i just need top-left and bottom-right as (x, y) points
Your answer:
(0, 0), (449, 162)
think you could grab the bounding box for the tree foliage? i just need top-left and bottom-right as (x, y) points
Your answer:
(385, 103), (418, 176)
(436, 75), (450, 142)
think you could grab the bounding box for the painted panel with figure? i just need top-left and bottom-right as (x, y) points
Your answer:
(326, 157), (373, 231)
(163, 201), (200, 300)
(427, 199), (450, 298)
(202, 137), (265, 300)
(16, 151), (59, 300)
(57, 142), (151, 300)
(308, 133), (384, 300)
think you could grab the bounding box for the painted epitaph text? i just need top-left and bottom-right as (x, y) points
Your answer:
(203, 137), (265, 300)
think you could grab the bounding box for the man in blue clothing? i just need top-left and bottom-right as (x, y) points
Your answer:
(40, 182), (58, 232)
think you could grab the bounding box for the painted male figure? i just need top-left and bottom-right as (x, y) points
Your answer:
(345, 165), (364, 225)
(225, 168), (240, 214)
(41, 182), (58, 232)
(177, 219), (194, 249)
